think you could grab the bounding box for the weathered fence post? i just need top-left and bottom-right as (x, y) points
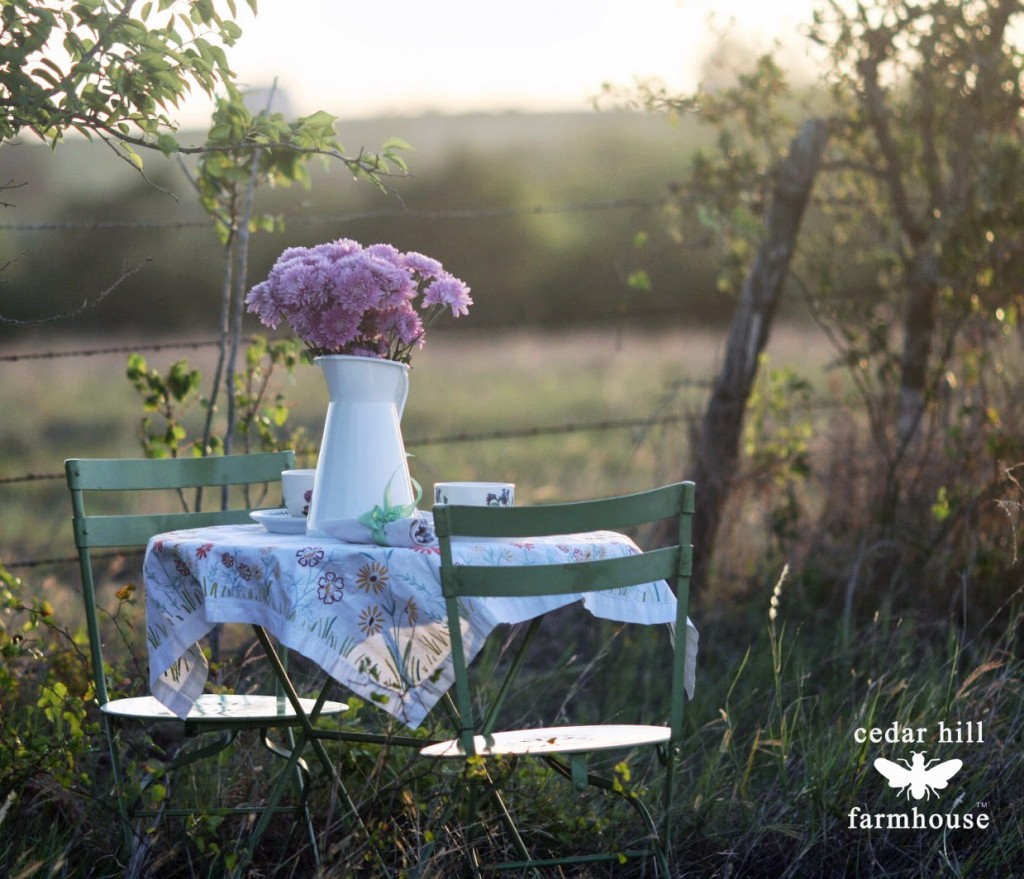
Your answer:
(688, 118), (829, 591)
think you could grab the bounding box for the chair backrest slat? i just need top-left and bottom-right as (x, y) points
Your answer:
(65, 451), (296, 707)
(72, 509), (257, 549)
(65, 452), (292, 493)
(444, 545), (682, 600)
(437, 483), (692, 539)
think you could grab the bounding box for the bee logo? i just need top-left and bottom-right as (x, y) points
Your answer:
(873, 751), (963, 800)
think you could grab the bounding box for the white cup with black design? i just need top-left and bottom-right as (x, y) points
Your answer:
(433, 481), (515, 508)
(282, 469), (316, 518)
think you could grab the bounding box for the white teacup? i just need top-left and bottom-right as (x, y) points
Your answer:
(433, 481), (515, 507)
(282, 469), (316, 518)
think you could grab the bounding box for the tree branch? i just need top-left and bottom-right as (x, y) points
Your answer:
(0, 258), (151, 326)
(857, 48), (925, 245)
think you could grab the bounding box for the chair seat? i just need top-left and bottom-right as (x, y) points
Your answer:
(420, 723), (671, 758)
(102, 693), (347, 722)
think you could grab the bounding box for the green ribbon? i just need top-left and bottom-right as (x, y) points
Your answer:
(357, 471), (423, 546)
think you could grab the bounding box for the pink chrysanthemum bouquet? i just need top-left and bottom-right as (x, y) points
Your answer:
(246, 239), (473, 363)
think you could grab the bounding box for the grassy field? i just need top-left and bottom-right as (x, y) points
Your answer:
(2, 325), (1022, 878)
(1, 324), (826, 569)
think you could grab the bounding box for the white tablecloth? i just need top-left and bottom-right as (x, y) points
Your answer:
(143, 523), (698, 728)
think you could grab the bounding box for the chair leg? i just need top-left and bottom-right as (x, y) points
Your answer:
(661, 741), (679, 867)
(103, 715), (137, 857)
(290, 728), (321, 865)
(108, 718), (240, 854)
(259, 728), (319, 865)
(470, 759), (533, 867)
(248, 728), (311, 854)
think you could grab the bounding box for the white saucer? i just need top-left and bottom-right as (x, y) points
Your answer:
(250, 508), (307, 535)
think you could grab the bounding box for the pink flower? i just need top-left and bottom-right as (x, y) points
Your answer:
(401, 251), (444, 280)
(376, 306), (424, 347)
(366, 243), (403, 261)
(315, 304), (363, 350)
(313, 238), (362, 260)
(245, 280), (284, 328)
(245, 238), (472, 363)
(422, 274), (473, 317)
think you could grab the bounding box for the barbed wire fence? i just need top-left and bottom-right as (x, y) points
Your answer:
(0, 378), (710, 570)
(0, 197), (671, 236)
(1, 367), (847, 571)
(1, 196), (846, 571)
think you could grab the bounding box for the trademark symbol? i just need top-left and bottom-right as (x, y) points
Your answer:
(977, 801), (988, 809)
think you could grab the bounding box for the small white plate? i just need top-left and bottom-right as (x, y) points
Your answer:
(250, 508), (307, 535)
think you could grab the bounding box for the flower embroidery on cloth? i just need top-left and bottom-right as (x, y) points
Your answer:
(297, 546), (325, 567)
(356, 561), (389, 593)
(318, 571), (344, 604)
(404, 597), (420, 625)
(359, 605), (384, 636)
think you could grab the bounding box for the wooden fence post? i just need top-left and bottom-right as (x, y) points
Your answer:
(688, 118), (829, 591)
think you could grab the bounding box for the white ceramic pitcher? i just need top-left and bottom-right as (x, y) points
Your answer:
(306, 354), (414, 537)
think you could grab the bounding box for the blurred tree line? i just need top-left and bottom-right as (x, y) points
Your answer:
(0, 111), (736, 340)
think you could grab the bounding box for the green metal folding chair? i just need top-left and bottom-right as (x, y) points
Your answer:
(65, 452), (347, 868)
(419, 481), (695, 877)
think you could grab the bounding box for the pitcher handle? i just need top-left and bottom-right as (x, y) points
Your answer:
(395, 367), (409, 419)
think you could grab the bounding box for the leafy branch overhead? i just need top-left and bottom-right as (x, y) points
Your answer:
(1, 0), (410, 185)
(194, 93), (411, 242)
(2, 0), (252, 145)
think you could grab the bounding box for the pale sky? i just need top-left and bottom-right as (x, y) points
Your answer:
(179, 0), (819, 123)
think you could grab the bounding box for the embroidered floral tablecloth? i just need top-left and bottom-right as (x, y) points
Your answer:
(143, 524), (698, 728)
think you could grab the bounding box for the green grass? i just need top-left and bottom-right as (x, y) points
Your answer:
(3, 577), (1020, 877)
(2, 326), (1022, 877)
(673, 592), (1024, 878)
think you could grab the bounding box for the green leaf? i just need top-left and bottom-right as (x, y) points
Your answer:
(156, 133), (179, 156)
(932, 487), (951, 522)
(626, 269), (651, 292)
(207, 122), (232, 142)
(381, 136), (413, 152)
(300, 109), (336, 130)
(121, 143), (144, 170)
